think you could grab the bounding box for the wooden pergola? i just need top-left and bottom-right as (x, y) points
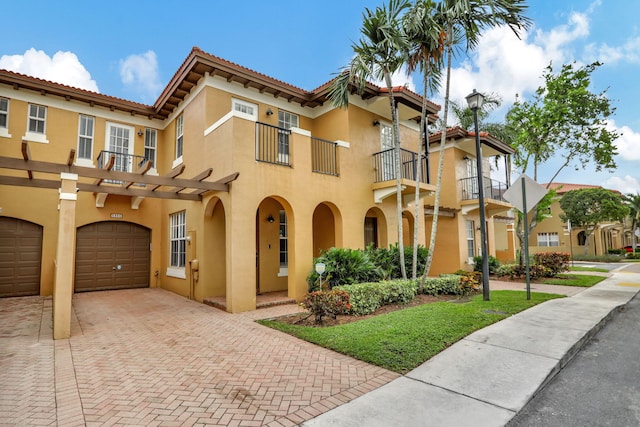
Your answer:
(0, 141), (239, 339)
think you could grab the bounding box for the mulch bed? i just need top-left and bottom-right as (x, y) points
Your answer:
(270, 293), (477, 327)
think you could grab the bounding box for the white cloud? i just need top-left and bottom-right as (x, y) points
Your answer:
(603, 175), (640, 194)
(608, 119), (640, 161)
(119, 51), (162, 102)
(584, 36), (640, 65)
(0, 48), (99, 92)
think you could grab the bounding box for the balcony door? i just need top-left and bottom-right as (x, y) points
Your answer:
(106, 123), (134, 172)
(466, 157), (479, 198)
(380, 123), (394, 180)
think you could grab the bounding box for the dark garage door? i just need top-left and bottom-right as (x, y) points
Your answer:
(75, 221), (150, 292)
(0, 217), (42, 297)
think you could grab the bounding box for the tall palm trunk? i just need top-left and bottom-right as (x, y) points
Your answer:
(421, 24), (453, 284)
(412, 58), (431, 281)
(385, 71), (407, 280)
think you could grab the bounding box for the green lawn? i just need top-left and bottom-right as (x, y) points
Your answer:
(570, 266), (609, 272)
(258, 290), (562, 374)
(541, 273), (606, 287)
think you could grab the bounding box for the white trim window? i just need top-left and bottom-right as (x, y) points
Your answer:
(278, 209), (288, 277)
(170, 211), (186, 268)
(0, 97), (10, 138)
(105, 123), (134, 172)
(232, 98), (258, 120)
(144, 128), (157, 171)
(25, 103), (48, 143)
(537, 232), (559, 247)
(176, 115), (184, 160)
(466, 220), (476, 258)
(77, 115), (94, 164)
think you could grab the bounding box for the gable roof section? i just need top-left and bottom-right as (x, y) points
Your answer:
(544, 182), (603, 194)
(0, 46), (441, 121)
(429, 126), (515, 155)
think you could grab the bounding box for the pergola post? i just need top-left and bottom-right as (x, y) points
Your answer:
(53, 172), (78, 339)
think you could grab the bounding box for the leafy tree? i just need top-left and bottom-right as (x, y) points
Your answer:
(559, 188), (629, 255)
(328, 0), (411, 279)
(505, 61), (619, 262)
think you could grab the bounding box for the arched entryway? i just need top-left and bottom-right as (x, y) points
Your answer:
(203, 197), (226, 299)
(256, 197), (292, 295)
(364, 207), (388, 249)
(312, 202), (342, 257)
(402, 211), (415, 247)
(75, 221), (150, 292)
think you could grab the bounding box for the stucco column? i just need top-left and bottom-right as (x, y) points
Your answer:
(53, 172), (77, 340)
(225, 197), (256, 313)
(289, 209), (313, 302)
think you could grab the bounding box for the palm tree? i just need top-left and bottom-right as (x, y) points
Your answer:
(404, 0), (445, 280)
(328, 0), (411, 279)
(420, 0), (531, 285)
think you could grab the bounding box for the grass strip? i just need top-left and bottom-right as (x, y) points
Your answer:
(569, 266), (609, 272)
(542, 274), (606, 287)
(258, 290), (561, 373)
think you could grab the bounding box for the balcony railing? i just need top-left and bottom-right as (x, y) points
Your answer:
(373, 148), (429, 184)
(459, 176), (509, 202)
(311, 137), (339, 176)
(256, 122), (290, 166)
(97, 150), (147, 184)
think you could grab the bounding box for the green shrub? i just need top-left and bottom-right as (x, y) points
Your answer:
(307, 247), (383, 291)
(473, 255), (501, 274)
(302, 290), (352, 323)
(572, 254), (623, 263)
(608, 248), (625, 255)
(419, 275), (462, 296)
(365, 244), (428, 280)
(627, 252), (640, 260)
(495, 263), (551, 279)
(335, 280), (417, 316)
(533, 252), (570, 276)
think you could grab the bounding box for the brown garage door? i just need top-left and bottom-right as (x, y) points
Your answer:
(0, 217), (42, 297)
(75, 221), (150, 292)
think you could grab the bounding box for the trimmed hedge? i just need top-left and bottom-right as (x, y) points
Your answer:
(334, 280), (416, 316)
(533, 252), (570, 275)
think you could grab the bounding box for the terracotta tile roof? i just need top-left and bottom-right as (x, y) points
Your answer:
(544, 183), (603, 194)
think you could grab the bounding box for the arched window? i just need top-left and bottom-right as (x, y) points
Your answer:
(577, 231), (586, 246)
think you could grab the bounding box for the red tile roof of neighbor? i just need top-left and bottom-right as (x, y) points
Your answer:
(544, 182), (622, 195)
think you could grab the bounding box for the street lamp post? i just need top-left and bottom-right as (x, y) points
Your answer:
(466, 89), (490, 301)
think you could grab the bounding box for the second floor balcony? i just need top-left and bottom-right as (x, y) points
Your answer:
(459, 176), (512, 216)
(372, 148), (434, 204)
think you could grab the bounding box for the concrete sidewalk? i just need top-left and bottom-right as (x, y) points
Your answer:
(304, 269), (640, 427)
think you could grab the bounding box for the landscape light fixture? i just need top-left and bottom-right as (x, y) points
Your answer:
(466, 89), (490, 301)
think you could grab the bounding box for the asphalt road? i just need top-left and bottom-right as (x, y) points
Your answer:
(508, 264), (640, 426)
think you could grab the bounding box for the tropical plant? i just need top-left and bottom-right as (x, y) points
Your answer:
(327, 0), (412, 279)
(306, 247), (383, 291)
(404, 0), (445, 280)
(559, 188), (629, 255)
(418, 0), (531, 291)
(302, 290), (352, 323)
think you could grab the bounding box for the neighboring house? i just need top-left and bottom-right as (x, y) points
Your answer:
(529, 183), (630, 257)
(425, 127), (516, 275)
(0, 47), (515, 338)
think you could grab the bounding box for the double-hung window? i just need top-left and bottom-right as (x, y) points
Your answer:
(77, 115), (94, 164)
(175, 115), (184, 161)
(168, 211), (187, 278)
(466, 220), (476, 259)
(144, 128), (157, 171)
(0, 97), (9, 138)
(537, 232), (559, 247)
(277, 110), (298, 164)
(25, 103), (48, 143)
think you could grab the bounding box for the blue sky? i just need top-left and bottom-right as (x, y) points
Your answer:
(2, 0), (639, 193)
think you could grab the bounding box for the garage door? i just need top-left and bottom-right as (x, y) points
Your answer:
(0, 217), (42, 297)
(75, 221), (150, 292)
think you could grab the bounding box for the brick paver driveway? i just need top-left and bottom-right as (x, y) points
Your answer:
(1, 288), (398, 426)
